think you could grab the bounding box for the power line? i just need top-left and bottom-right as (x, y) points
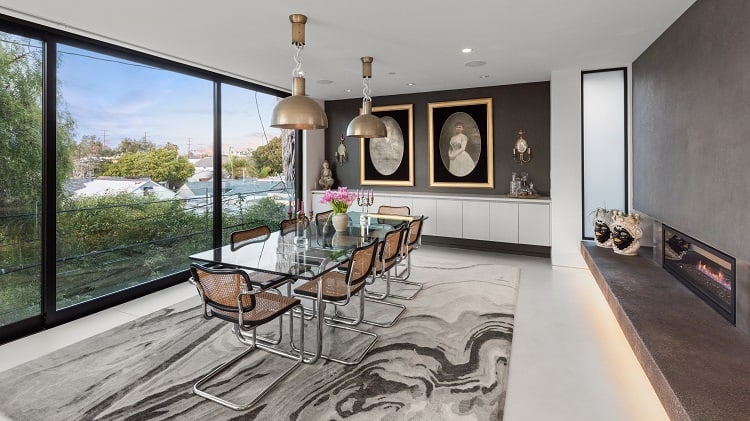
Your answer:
(1, 38), (161, 70)
(255, 91), (269, 145)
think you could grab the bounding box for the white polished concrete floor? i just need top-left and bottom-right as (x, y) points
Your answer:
(0, 245), (668, 420)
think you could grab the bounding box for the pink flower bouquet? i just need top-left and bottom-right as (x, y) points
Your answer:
(320, 187), (357, 213)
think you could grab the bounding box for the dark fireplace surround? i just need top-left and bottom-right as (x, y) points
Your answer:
(653, 221), (750, 338)
(662, 225), (736, 324)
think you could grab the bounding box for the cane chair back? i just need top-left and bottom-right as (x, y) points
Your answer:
(314, 210), (333, 235)
(403, 216), (425, 254)
(346, 239), (379, 287)
(230, 225), (271, 250)
(377, 205), (410, 224)
(315, 210), (333, 227)
(281, 215), (310, 235)
(376, 226), (406, 275)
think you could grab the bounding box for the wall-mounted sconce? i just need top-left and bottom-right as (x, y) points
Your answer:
(335, 135), (347, 165)
(513, 129), (532, 165)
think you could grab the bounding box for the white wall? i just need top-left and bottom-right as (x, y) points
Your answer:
(550, 68), (586, 268)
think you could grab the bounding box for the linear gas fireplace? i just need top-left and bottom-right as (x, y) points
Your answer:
(663, 225), (736, 324)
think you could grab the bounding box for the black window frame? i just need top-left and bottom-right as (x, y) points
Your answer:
(580, 67), (629, 240)
(0, 13), (294, 344)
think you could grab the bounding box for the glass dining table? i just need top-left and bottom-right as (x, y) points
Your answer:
(188, 213), (414, 364)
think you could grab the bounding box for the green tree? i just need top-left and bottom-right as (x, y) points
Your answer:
(223, 155), (256, 179)
(103, 145), (194, 189)
(251, 136), (283, 177)
(0, 35), (75, 209)
(117, 136), (155, 154)
(74, 134), (114, 158)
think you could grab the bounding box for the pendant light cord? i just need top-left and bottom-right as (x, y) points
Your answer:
(362, 77), (372, 101)
(293, 44), (304, 77)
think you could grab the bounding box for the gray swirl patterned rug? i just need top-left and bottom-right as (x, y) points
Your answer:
(0, 251), (519, 420)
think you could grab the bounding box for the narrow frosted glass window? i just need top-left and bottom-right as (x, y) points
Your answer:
(582, 69), (626, 238)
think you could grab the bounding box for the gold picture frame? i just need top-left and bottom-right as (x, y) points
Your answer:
(428, 98), (493, 188)
(359, 104), (414, 186)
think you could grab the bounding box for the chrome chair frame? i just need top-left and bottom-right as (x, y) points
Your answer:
(351, 226), (407, 328)
(290, 240), (379, 365)
(189, 264), (304, 411)
(389, 216), (425, 300)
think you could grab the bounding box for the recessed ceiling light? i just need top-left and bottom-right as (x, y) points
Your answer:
(345, 88), (352, 93)
(316, 79), (333, 85)
(479, 74), (490, 79)
(461, 48), (473, 53)
(407, 82), (415, 86)
(465, 60), (486, 67)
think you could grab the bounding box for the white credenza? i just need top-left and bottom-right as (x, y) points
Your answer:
(310, 191), (550, 247)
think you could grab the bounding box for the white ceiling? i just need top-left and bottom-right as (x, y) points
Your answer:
(0, 0), (695, 100)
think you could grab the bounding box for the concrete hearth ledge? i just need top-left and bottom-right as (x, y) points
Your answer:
(581, 241), (750, 421)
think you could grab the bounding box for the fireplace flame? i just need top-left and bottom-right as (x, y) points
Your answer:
(696, 261), (731, 290)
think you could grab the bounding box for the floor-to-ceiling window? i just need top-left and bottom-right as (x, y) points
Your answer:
(582, 68), (627, 238)
(0, 16), (289, 343)
(54, 43), (214, 309)
(220, 84), (292, 241)
(0, 32), (43, 328)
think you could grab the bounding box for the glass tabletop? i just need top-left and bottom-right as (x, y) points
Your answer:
(189, 224), (388, 280)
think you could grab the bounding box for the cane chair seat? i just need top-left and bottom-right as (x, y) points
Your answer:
(294, 271), (367, 301)
(209, 290), (300, 326)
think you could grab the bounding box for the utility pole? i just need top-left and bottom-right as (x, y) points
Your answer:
(102, 129), (108, 148)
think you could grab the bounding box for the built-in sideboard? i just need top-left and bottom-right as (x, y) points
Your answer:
(310, 191), (550, 247)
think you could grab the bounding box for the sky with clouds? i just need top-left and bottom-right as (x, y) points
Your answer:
(56, 43), (282, 156)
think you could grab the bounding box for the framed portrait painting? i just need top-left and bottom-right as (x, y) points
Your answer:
(428, 98), (493, 188)
(360, 104), (414, 186)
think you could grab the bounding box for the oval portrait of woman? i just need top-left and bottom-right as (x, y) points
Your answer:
(439, 112), (481, 177)
(369, 116), (404, 176)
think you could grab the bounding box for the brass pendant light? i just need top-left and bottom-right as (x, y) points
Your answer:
(346, 57), (387, 138)
(271, 14), (328, 130)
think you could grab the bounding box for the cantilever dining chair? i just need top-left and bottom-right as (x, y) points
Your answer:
(358, 225), (408, 327)
(189, 264), (304, 411)
(291, 239), (379, 365)
(389, 215), (425, 300)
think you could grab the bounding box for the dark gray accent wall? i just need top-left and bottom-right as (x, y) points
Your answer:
(633, 0), (750, 263)
(324, 82), (550, 196)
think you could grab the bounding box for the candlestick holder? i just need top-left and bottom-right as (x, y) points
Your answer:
(357, 191), (374, 216)
(357, 191), (374, 237)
